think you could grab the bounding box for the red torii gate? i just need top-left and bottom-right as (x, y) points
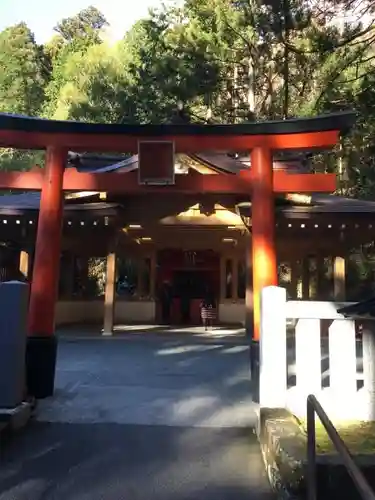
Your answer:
(0, 112), (355, 398)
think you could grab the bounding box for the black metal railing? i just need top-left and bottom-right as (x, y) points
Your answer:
(307, 394), (375, 500)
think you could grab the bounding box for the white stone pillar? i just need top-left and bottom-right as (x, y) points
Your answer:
(259, 286), (287, 407)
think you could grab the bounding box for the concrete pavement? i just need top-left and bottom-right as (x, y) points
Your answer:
(0, 333), (274, 500)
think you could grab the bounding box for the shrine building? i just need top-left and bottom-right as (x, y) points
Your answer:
(2, 147), (375, 329)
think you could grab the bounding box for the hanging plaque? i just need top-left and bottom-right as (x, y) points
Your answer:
(138, 140), (175, 185)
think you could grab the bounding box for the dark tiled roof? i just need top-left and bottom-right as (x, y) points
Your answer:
(0, 192), (40, 210)
(287, 194), (375, 213)
(68, 152), (138, 173)
(71, 152), (309, 175)
(0, 111), (356, 137)
(192, 153), (310, 174)
(0, 192), (120, 215)
(0, 190), (374, 216)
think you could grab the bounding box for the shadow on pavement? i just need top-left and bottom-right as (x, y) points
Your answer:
(0, 422), (274, 500)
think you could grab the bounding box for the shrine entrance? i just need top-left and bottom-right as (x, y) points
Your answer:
(156, 249), (220, 325)
(0, 111), (355, 398)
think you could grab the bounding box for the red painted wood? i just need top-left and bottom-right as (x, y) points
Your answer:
(28, 147), (66, 337)
(0, 169), (336, 193)
(0, 129), (340, 152)
(251, 147), (278, 341)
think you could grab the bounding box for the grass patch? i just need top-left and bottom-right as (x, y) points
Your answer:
(298, 419), (375, 455)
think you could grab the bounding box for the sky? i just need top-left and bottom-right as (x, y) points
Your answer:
(0, 0), (167, 43)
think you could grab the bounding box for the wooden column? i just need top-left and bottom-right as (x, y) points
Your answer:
(59, 253), (75, 298)
(245, 239), (253, 336)
(232, 257), (239, 300)
(290, 260), (299, 300)
(333, 255), (346, 301)
(150, 252), (157, 298)
(103, 251), (117, 336)
(82, 258), (89, 293)
(137, 257), (144, 297)
(316, 255), (325, 300)
(27, 249), (35, 282)
(220, 256), (226, 301)
(27, 146), (66, 399)
(251, 147), (278, 341)
(65, 253), (75, 297)
(302, 258), (310, 299)
(19, 250), (30, 280)
(150, 252), (157, 323)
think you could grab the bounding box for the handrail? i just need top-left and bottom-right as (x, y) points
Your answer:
(307, 394), (375, 500)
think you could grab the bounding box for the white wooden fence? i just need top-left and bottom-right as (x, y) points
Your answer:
(259, 286), (375, 420)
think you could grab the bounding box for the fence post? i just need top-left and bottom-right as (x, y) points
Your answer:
(329, 319), (357, 400)
(362, 321), (375, 420)
(259, 286), (287, 407)
(295, 319), (321, 397)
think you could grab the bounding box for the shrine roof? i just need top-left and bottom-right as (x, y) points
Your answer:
(0, 191), (374, 216)
(69, 152), (310, 175)
(286, 193), (375, 213)
(0, 111), (355, 137)
(0, 192), (120, 215)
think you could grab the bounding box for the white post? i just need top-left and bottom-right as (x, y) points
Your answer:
(295, 319), (321, 396)
(363, 321), (375, 420)
(329, 319), (357, 399)
(259, 286), (287, 407)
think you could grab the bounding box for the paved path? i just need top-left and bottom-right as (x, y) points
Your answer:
(0, 334), (274, 500)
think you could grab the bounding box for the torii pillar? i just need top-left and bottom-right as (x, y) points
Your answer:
(250, 147), (278, 400)
(26, 147), (66, 399)
(251, 147), (278, 341)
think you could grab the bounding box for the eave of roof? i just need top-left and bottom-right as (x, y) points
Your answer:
(0, 111), (356, 137)
(0, 191), (375, 216)
(0, 192), (121, 215)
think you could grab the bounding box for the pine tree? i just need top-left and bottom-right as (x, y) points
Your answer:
(0, 23), (49, 116)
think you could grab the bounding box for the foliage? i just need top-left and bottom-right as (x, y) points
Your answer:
(0, 149), (44, 172)
(46, 42), (135, 122)
(54, 6), (108, 42)
(0, 23), (48, 116)
(42, 6), (110, 119)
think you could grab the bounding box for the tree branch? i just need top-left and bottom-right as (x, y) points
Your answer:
(284, 24), (375, 56)
(314, 44), (372, 110)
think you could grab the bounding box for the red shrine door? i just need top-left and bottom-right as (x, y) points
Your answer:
(156, 249), (220, 325)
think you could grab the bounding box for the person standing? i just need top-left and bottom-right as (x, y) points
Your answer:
(200, 289), (217, 331)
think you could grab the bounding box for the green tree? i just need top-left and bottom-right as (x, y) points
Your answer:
(54, 6), (108, 42)
(123, 13), (222, 123)
(0, 23), (50, 172)
(43, 7), (109, 119)
(0, 23), (49, 116)
(49, 42), (135, 122)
